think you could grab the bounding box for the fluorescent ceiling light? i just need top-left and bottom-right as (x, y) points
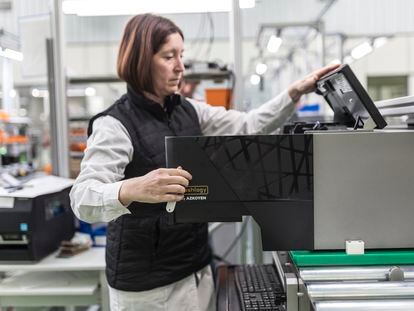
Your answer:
(9, 89), (17, 98)
(85, 87), (96, 96)
(373, 37), (388, 49)
(250, 74), (260, 85)
(63, 0), (255, 16)
(343, 56), (354, 64)
(0, 48), (23, 61)
(239, 0), (255, 9)
(32, 88), (49, 98)
(32, 89), (40, 97)
(267, 35), (282, 53)
(351, 41), (373, 60)
(328, 59), (341, 65)
(65, 87), (97, 97)
(255, 63), (267, 75)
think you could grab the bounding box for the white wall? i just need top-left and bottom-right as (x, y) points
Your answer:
(350, 36), (414, 91)
(9, 33), (414, 111)
(4, 0), (414, 105)
(66, 43), (118, 77)
(65, 39), (259, 76)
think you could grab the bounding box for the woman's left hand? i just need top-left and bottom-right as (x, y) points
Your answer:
(288, 63), (341, 102)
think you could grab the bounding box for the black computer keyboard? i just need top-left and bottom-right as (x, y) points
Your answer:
(234, 264), (285, 311)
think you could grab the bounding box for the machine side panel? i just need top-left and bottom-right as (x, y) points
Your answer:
(314, 131), (414, 249)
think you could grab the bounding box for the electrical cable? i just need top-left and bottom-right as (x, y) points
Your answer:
(190, 14), (208, 61)
(204, 12), (215, 60)
(227, 69), (236, 109)
(186, 15), (203, 62)
(212, 254), (232, 265)
(188, 13), (215, 61)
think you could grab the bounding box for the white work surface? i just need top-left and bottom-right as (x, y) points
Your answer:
(0, 247), (108, 310)
(0, 175), (74, 198)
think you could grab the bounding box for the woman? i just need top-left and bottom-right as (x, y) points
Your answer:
(70, 13), (339, 311)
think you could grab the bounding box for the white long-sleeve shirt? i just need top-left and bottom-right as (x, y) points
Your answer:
(70, 90), (294, 223)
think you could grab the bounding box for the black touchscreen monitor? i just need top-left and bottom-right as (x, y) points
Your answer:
(316, 64), (387, 129)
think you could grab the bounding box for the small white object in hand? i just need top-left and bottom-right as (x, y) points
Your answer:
(166, 201), (176, 213)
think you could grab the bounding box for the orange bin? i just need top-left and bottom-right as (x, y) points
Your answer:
(205, 88), (232, 109)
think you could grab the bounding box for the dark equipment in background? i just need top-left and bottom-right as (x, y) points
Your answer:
(0, 187), (75, 261)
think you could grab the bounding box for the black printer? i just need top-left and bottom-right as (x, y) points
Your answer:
(0, 180), (75, 261)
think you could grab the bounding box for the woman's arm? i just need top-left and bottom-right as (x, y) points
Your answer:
(189, 90), (294, 136)
(190, 64), (340, 136)
(69, 115), (133, 223)
(70, 115), (192, 223)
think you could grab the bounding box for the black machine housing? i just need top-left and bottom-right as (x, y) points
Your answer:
(0, 187), (75, 261)
(165, 64), (388, 251)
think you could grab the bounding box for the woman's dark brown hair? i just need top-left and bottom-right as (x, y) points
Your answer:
(117, 14), (184, 94)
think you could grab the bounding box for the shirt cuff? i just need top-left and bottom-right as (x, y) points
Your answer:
(102, 181), (131, 214)
(280, 89), (294, 107)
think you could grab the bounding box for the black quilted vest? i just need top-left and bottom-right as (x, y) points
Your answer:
(88, 86), (211, 291)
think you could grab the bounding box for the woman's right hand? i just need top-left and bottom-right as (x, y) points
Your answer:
(118, 167), (192, 206)
(287, 63), (340, 102)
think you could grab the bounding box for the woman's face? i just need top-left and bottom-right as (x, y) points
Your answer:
(151, 32), (185, 99)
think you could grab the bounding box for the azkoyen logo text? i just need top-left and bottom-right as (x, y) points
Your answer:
(184, 186), (208, 200)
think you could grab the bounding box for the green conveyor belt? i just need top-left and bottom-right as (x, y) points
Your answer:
(291, 250), (414, 267)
